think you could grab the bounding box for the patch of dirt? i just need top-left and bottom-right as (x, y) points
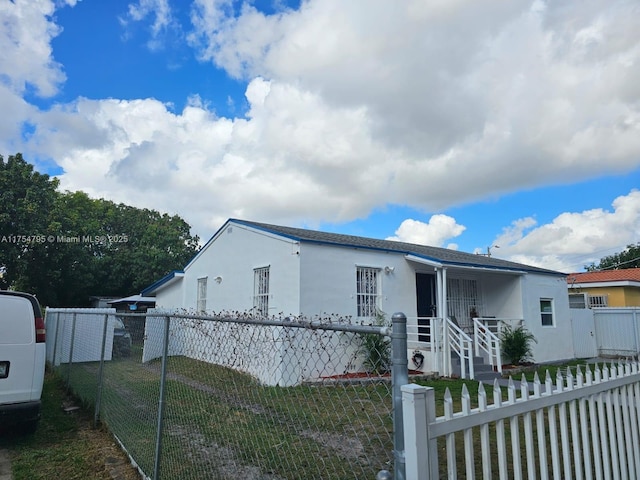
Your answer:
(58, 388), (142, 480)
(167, 425), (285, 480)
(77, 425), (142, 480)
(499, 362), (538, 377)
(300, 430), (365, 459)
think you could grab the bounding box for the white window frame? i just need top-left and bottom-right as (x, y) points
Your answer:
(540, 298), (554, 327)
(197, 277), (207, 312)
(356, 266), (381, 318)
(253, 266), (270, 317)
(568, 293), (587, 309)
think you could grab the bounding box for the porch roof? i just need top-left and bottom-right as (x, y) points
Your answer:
(405, 254), (526, 275)
(226, 219), (565, 277)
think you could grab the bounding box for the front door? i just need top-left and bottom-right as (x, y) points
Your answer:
(416, 273), (436, 342)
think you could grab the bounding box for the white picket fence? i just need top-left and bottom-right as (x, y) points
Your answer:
(402, 361), (640, 479)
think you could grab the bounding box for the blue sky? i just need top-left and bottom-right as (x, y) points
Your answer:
(1, 0), (639, 273)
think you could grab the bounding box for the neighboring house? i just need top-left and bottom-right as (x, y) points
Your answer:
(89, 296), (120, 308)
(567, 269), (640, 308)
(107, 295), (156, 313)
(141, 219), (573, 378)
(107, 295), (156, 344)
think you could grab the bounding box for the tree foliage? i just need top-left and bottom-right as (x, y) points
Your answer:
(0, 153), (200, 306)
(0, 154), (59, 294)
(585, 243), (640, 271)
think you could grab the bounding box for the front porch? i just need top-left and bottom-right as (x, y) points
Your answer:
(405, 315), (524, 380)
(405, 257), (528, 378)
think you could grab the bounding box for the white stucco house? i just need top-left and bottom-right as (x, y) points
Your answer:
(142, 219), (573, 381)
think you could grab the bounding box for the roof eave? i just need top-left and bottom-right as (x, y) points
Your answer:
(141, 271), (185, 296)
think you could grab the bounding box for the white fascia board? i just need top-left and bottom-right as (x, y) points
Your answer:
(447, 265), (526, 275)
(570, 281), (640, 289)
(154, 272), (185, 293)
(404, 254), (443, 269)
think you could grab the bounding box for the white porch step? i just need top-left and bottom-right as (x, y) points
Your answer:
(451, 353), (500, 381)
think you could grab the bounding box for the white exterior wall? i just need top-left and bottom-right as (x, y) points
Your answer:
(154, 278), (184, 309)
(479, 273), (523, 318)
(520, 273), (574, 363)
(298, 243), (414, 319)
(150, 224), (307, 385)
(157, 223), (302, 315)
(150, 221), (574, 378)
(297, 243), (417, 378)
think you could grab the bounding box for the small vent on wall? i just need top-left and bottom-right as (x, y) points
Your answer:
(227, 227), (233, 234)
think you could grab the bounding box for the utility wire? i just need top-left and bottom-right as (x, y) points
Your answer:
(595, 255), (640, 270)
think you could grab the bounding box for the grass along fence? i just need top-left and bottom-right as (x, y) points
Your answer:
(45, 309), (399, 480)
(45, 308), (640, 479)
(403, 361), (640, 479)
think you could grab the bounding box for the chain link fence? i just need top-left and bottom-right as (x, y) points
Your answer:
(45, 308), (407, 480)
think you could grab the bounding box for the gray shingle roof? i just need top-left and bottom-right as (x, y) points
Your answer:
(232, 219), (565, 276)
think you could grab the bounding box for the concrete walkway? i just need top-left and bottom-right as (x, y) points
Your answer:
(0, 449), (12, 480)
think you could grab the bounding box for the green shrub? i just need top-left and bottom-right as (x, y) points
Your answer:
(359, 311), (391, 375)
(499, 324), (537, 365)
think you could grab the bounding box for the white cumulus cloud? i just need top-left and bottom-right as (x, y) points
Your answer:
(0, 0), (66, 97)
(2, 0), (639, 267)
(387, 216), (466, 249)
(494, 190), (640, 272)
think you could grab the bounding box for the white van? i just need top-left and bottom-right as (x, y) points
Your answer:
(0, 291), (46, 433)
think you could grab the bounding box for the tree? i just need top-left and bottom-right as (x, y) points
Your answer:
(0, 154), (59, 296)
(89, 201), (200, 297)
(585, 243), (640, 271)
(42, 193), (201, 306)
(1, 153), (200, 307)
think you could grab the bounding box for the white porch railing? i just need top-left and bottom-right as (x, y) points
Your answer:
(407, 317), (475, 379)
(402, 361), (640, 480)
(407, 316), (441, 373)
(473, 317), (502, 374)
(446, 317), (474, 380)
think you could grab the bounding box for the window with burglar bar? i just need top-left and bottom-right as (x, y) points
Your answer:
(588, 295), (608, 308)
(197, 277), (207, 312)
(253, 267), (270, 317)
(447, 277), (481, 329)
(356, 267), (380, 318)
(569, 293), (587, 309)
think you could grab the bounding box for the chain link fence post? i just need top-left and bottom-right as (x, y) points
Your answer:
(66, 313), (77, 387)
(50, 311), (59, 368)
(94, 313), (110, 427)
(153, 315), (171, 480)
(391, 312), (408, 480)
